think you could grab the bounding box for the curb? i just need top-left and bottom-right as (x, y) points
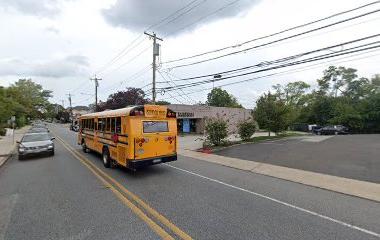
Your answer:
(0, 153), (13, 168)
(179, 150), (380, 203)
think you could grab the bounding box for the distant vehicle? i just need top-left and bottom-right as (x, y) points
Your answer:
(17, 133), (55, 160)
(315, 125), (349, 135)
(311, 125), (323, 134)
(70, 120), (79, 132)
(28, 127), (49, 133)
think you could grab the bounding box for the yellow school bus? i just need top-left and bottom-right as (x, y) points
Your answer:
(77, 105), (177, 170)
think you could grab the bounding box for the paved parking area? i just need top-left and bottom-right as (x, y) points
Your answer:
(215, 134), (380, 183)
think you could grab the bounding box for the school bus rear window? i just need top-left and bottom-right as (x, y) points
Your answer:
(143, 121), (168, 133)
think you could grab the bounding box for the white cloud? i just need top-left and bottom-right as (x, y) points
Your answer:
(102, 0), (260, 36)
(0, 55), (89, 78)
(1, 0), (380, 107)
(0, 0), (68, 17)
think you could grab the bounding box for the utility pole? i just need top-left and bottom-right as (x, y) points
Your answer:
(144, 31), (163, 104)
(90, 75), (102, 112)
(66, 93), (73, 120)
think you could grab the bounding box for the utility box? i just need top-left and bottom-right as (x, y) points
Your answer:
(154, 43), (160, 56)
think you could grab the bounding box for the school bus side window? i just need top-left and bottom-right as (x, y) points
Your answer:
(106, 118), (111, 132)
(111, 118), (116, 133)
(116, 117), (121, 134)
(101, 118), (106, 132)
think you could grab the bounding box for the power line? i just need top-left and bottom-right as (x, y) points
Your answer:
(95, 36), (147, 75)
(161, 40), (380, 91)
(157, 69), (197, 104)
(165, 9), (380, 69)
(163, 0), (380, 64)
(92, 0), (204, 75)
(160, 0), (208, 29)
(164, 0), (242, 37)
(161, 34), (380, 83)
(101, 64), (152, 95)
(158, 49), (380, 100)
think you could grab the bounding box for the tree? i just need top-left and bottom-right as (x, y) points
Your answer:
(99, 87), (149, 110)
(272, 81), (310, 106)
(7, 79), (52, 119)
(253, 92), (291, 135)
(206, 88), (242, 108)
(238, 120), (256, 141)
(205, 118), (228, 146)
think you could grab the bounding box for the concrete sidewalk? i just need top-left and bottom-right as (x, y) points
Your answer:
(178, 131), (277, 151)
(179, 149), (380, 202)
(0, 126), (30, 167)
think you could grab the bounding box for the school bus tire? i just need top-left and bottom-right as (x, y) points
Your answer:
(81, 139), (90, 153)
(102, 148), (111, 168)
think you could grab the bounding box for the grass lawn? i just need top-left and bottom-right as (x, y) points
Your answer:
(200, 131), (307, 153)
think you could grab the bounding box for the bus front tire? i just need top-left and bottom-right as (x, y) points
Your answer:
(82, 141), (89, 153)
(102, 149), (111, 168)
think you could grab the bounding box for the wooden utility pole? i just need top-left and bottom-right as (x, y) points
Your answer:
(144, 32), (163, 104)
(90, 75), (102, 112)
(66, 93), (73, 118)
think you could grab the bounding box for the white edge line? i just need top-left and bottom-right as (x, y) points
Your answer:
(164, 163), (380, 238)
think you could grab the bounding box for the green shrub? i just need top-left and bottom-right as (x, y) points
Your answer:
(0, 128), (6, 136)
(205, 118), (228, 146)
(238, 120), (256, 141)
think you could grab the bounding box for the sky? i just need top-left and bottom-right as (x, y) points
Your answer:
(0, 0), (379, 109)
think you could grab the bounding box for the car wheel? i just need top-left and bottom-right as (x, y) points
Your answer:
(317, 131), (321, 135)
(102, 149), (111, 168)
(18, 155), (24, 160)
(50, 150), (55, 156)
(82, 141), (89, 153)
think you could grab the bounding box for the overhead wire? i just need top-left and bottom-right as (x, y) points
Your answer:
(164, 9), (380, 69)
(164, 0), (242, 37)
(160, 39), (380, 91)
(91, 0), (205, 77)
(159, 34), (380, 83)
(157, 48), (380, 100)
(157, 69), (198, 104)
(163, 0), (380, 64)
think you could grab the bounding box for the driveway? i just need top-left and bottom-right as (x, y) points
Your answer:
(215, 134), (380, 183)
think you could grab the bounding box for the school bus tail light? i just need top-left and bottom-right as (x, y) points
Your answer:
(136, 138), (149, 147)
(165, 136), (175, 144)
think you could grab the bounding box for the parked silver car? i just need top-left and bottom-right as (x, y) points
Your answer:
(17, 133), (55, 160)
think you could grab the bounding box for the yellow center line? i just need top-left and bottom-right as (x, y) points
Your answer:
(53, 132), (192, 240)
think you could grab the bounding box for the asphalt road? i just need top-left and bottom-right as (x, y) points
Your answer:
(216, 135), (380, 183)
(0, 124), (379, 240)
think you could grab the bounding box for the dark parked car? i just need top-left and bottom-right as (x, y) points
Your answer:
(315, 125), (349, 135)
(17, 133), (55, 160)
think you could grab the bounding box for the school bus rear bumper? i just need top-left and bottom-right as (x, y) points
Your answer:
(128, 154), (177, 169)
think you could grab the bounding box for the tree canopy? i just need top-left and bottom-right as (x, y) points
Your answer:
(254, 92), (291, 134)
(256, 66), (380, 133)
(206, 88), (242, 108)
(0, 79), (52, 128)
(98, 87), (149, 111)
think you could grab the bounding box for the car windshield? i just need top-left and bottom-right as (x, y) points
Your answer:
(22, 134), (50, 142)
